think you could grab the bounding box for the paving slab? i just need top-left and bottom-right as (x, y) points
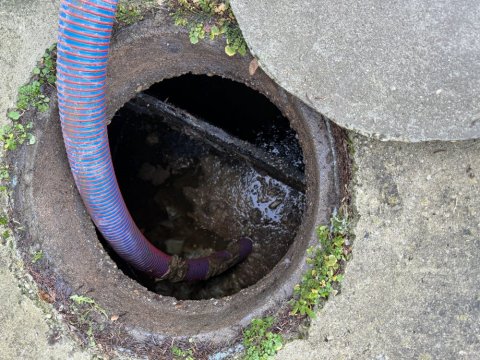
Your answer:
(230, 0), (480, 142)
(277, 136), (480, 359)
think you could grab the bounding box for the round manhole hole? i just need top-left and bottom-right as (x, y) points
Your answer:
(105, 74), (306, 301)
(10, 14), (348, 355)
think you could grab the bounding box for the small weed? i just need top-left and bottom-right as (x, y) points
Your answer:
(0, 215), (8, 226)
(290, 213), (351, 318)
(16, 81), (50, 112)
(243, 316), (283, 360)
(0, 165), (9, 193)
(117, 2), (143, 24)
(346, 134), (356, 156)
(37, 44), (57, 86)
(16, 44), (56, 112)
(0, 214), (9, 245)
(241, 213), (351, 358)
(70, 294), (107, 317)
(172, 345), (195, 360)
(116, 0), (159, 25)
(0, 165), (9, 181)
(0, 122), (35, 151)
(1, 230), (10, 241)
(69, 294), (108, 347)
(32, 250), (44, 263)
(168, 0), (248, 56)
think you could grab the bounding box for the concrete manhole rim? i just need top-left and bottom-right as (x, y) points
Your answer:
(10, 15), (347, 350)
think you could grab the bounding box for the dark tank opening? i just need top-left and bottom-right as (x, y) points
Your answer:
(100, 74), (306, 300)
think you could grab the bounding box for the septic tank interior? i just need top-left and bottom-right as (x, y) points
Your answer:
(104, 74), (306, 300)
(11, 15), (348, 349)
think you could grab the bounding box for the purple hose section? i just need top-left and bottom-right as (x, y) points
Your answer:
(56, 0), (252, 281)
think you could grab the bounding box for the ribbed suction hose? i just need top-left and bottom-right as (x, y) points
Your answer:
(56, 0), (252, 281)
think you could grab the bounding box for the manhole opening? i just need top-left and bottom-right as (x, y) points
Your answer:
(12, 18), (347, 349)
(99, 74), (306, 300)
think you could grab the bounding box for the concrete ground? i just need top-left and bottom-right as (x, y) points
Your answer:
(278, 136), (480, 359)
(0, 246), (90, 360)
(0, 1), (88, 357)
(0, 1), (479, 359)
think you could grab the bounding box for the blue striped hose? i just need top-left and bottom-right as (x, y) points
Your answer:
(56, 0), (252, 281)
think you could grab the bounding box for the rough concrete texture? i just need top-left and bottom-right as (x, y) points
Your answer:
(0, 0), (59, 120)
(0, 2), (89, 358)
(277, 137), (480, 359)
(0, 245), (90, 360)
(230, 0), (480, 142)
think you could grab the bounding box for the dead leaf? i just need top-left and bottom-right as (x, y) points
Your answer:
(249, 58), (259, 76)
(39, 290), (55, 303)
(214, 3), (226, 13)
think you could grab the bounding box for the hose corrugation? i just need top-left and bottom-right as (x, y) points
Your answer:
(56, 0), (252, 281)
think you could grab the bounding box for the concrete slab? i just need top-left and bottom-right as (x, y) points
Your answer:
(277, 137), (480, 359)
(230, 0), (480, 142)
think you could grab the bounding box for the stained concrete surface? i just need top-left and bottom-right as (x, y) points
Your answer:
(230, 0), (480, 142)
(277, 137), (480, 359)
